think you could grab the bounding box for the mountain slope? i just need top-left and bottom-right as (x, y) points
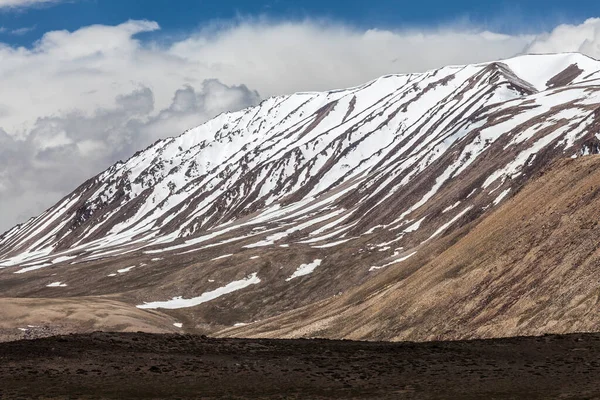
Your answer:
(221, 155), (600, 341)
(1, 53), (600, 340)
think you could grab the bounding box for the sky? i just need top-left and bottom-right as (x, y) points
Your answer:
(2, 0), (600, 45)
(1, 0), (600, 232)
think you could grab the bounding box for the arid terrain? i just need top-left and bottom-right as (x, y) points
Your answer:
(1, 332), (600, 399)
(0, 297), (178, 342)
(4, 155), (600, 344)
(224, 155), (600, 341)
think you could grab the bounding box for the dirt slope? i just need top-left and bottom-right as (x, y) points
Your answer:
(0, 297), (179, 342)
(221, 155), (600, 341)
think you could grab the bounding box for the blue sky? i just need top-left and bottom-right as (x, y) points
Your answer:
(2, 0), (600, 47)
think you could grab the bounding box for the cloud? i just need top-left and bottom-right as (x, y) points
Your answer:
(0, 82), (259, 230)
(0, 19), (536, 140)
(8, 25), (35, 35)
(0, 18), (600, 232)
(0, 0), (68, 10)
(0, 25), (36, 35)
(526, 18), (600, 56)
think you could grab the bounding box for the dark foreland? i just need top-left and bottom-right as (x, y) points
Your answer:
(1, 332), (600, 399)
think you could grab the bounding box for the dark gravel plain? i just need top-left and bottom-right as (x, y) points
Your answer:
(1, 332), (600, 399)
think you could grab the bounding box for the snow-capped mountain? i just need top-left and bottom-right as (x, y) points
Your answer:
(2, 53), (600, 340)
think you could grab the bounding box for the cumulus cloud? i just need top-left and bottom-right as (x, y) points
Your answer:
(526, 18), (600, 56)
(0, 18), (600, 232)
(169, 22), (535, 97)
(0, 20), (537, 140)
(0, 81), (259, 230)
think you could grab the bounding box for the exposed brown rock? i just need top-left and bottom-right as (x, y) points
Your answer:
(222, 156), (600, 341)
(546, 63), (584, 88)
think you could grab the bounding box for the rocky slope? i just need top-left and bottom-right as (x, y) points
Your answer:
(221, 155), (600, 341)
(1, 53), (600, 341)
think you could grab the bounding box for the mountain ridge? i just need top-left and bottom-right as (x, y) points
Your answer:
(1, 52), (600, 341)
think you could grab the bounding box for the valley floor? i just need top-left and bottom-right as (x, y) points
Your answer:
(1, 332), (600, 399)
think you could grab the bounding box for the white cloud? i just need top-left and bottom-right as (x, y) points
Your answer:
(526, 18), (600, 56)
(0, 0), (67, 9)
(0, 81), (259, 231)
(0, 25), (36, 35)
(0, 20), (536, 139)
(0, 18), (600, 232)
(9, 25), (35, 35)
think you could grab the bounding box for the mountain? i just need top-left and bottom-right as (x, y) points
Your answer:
(1, 53), (600, 341)
(221, 155), (600, 341)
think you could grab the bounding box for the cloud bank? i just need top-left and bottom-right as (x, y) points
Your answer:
(1, 18), (600, 232)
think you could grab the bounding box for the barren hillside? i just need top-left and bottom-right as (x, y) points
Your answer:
(222, 155), (600, 341)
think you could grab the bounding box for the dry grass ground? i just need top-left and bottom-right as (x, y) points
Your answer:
(0, 297), (178, 342)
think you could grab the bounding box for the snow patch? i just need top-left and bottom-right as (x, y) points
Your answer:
(14, 263), (52, 274)
(46, 282), (67, 287)
(51, 255), (77, 264)
(286, 259), (323, 281)
(493, 188), (511, 206)
(369, 252), (417, 272)
(402, 217), (427, 233)
(137, 273), (261, 309)
(426, 207), (473, 241)
(442, 202), (461, 213)
(311, 239), (351, 248)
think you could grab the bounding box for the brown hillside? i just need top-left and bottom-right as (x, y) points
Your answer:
(221, 155), (600, 341)
(0, 297), (179, 342)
